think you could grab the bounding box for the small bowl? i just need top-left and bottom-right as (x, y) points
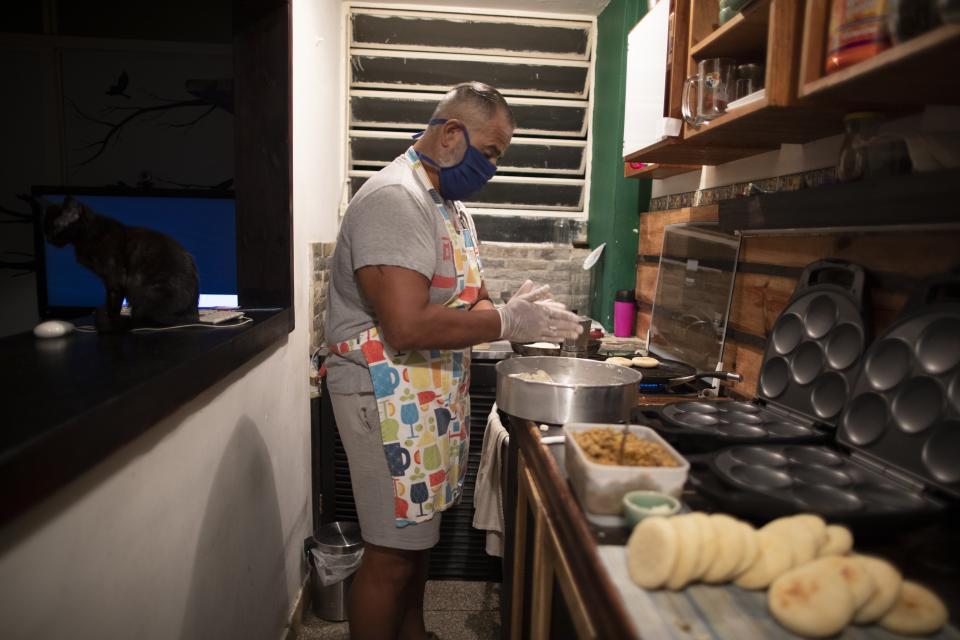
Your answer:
(622, 490), (681, 528)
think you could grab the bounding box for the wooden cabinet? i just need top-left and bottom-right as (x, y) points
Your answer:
(621, 1), (687, 164)
(799, 2), (960, 105)
(624, 0), (846, 169)
(506, 419), (636, 639)
(624, 1), (960, 171)
(680, 0), (842, 150)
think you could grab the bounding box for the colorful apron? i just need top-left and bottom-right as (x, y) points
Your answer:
(329, 147), (484, 526)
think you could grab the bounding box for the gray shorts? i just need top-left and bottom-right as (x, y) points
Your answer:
(329, 391), (442, 551)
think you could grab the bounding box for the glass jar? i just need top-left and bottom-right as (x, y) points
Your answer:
(939, 0), (960, 22)
(826, 1), (890, 73)
(887, 0), (941, 44)
(838, 113), (912, 182)
(734, 63), (764, 100)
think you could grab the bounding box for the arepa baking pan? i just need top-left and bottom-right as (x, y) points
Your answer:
(837, 275), (960, 499)
(649, 261), (870, 449)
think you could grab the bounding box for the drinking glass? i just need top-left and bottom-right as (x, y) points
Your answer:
(734, 63), (764, 99)
(681, 58), (736, 127)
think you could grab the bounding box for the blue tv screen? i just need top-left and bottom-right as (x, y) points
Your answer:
(36, 191), (238, 311)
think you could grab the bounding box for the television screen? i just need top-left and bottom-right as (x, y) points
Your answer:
(33, 189), (238, 315)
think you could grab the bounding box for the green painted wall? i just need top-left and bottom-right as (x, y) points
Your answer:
(588, 0), (652, 330)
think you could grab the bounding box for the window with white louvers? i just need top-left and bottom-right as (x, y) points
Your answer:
(346, 6), (596, 219)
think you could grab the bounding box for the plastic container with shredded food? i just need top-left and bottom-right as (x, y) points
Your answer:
(563, 423), (690, 515)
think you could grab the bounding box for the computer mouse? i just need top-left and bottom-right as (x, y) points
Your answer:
(33, 320), (76, 338)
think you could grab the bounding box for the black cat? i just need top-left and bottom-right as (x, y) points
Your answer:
(43, 196), (200, 332)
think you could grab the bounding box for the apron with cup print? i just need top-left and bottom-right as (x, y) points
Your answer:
(329, 147), (483, 526)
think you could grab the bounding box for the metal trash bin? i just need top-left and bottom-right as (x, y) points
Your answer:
(307, 522), (364, 621)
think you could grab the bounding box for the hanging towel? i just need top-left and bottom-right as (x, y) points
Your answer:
(473, 402), (509, 557)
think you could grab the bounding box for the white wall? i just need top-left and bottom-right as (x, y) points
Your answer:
(651, 135), (843, 198)
(652, 107), (960, 199)
(0, 2), (343, 638)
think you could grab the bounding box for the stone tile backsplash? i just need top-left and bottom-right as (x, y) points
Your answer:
(480, 242), (592, 315)
(311, 241), (336, 356)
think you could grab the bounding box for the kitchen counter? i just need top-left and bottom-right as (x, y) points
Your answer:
(504, 416), (960, 639)
(0, 308), (289, 525)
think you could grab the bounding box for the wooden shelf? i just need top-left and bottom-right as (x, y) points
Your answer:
(624, 135), (768, 166)
(690, 0), (771, 60)
(624, 162), (701, 179)
(799, 23), (960, 105)
(683, 95), (843, 147)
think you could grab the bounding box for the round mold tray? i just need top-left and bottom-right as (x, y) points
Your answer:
(772, 313), (803, 355)
(858, 484), (926, 511)
(764, 422), (814, 438)
(784, 446), (845, 466)
(792, 484), (863, 513)
(811, 372), (848, 420)
(791, 464), (853, 487)
(760, 357), (790, 399)
(722, 412), (764, 425)
(922, 420), (960, 484)
(865, 339), (913, 392)
(728, 464), (793, 489)
(916, 317), (960, 375)
(715, 423), (768, 438)
(825, 323), (863, 371)
(792, 341), (824, 385)
(673, 412), (720, 428)
(950, 375), (960, 413)
(843, 393), (889, 446)
(673, 401), (720, 414)
(804, 295), (838, 339)
(729, 446), (789, 467)
(719, 401), (761, 414)
(892, 377), (943, 435)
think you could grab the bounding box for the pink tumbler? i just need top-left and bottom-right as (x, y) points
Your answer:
(613, 289), (636, 337)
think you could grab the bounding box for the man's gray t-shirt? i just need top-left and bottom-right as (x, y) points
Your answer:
(324, 153), (478, 394)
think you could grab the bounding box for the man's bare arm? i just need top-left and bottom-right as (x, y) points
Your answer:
(356, 265), (501, 351)
(470, 282), (495, 312)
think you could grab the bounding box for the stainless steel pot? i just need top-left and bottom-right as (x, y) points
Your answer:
(496, 356), (641, 424)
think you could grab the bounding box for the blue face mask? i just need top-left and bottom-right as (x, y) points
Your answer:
(414, 118), (497, 201)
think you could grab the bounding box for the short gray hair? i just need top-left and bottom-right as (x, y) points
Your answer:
(431, 81), (516, 129)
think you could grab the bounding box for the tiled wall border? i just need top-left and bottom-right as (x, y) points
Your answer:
(648, 167), (838, 212)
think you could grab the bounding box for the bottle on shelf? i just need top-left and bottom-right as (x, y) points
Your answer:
(837, 113), (913, 183)
(825, 0), (891, 73)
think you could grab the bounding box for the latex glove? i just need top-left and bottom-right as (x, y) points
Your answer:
(497, 282), (583, 343)
(506, 279), (541, 302)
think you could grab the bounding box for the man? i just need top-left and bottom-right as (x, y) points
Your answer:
(324, 82), (581, 640)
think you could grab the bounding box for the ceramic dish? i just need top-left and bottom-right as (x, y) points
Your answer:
(622, 490), (681, 527)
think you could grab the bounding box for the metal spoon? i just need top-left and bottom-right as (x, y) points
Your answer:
(617, 423), (630, 465)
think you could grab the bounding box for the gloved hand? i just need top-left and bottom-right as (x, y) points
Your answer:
(497, 280), (583, 343)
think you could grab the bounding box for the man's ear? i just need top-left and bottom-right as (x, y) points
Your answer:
(440, 119), (463, 149)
